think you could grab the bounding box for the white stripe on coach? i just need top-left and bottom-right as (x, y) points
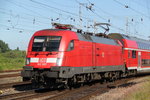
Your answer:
(127, 66), (150, 70)
(124, 48), (150, 52)
(127, 66), (137, 70)
(137, 67), (150, 70)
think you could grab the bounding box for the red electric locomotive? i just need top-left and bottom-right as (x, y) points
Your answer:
(21, 24), (150, 88)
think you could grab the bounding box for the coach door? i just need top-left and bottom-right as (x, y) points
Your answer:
(138, 51), (141, 68)
(128, 50), (138, 68)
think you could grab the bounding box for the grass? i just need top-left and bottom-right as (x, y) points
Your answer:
(0, 50), (26, 71)
(125, 77), (150, 100)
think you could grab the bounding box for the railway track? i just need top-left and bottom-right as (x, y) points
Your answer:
(0, 69), (22, 73)
(0, 88), (61, 100)
(0, 70), (21, 79)
(0, 81), (31, 90)
(45, 84), (101, 100)
(0, 73), (20, 79)
(45, 76), (144, 100)
(10, 89), (60, 100)
(0, 75), (148, 100)
(0, 81), (108, 100)
(76, 76), (149, 100)
(0, 89), (36, 100)
(77, 79), (129, 100)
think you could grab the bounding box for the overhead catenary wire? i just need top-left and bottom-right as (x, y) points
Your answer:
(5, 0), (51, 20)
(0, 10), (50, 25)
(0, 5), (73, 24)
(0, 5), (55, 26)
(0, 8), (77, 32)
(112, 0), (149, 37)
(131, 0), (147, 9)
(30, 0), (90, 20)
(30, 0), (98, 30)
(1, 0), (148, 38)
(113, 0), (150, 20)
(8, 0), (73, 21)
(75, 0), (127, 33)
(0, 7), (49, 21)
(0, 1), (78, 26)
(88, 2), (145, 38)
(86, 0), (114, 17)
(0, 10), (53, 33)
(1, 0), (149, 51)
(0, 23), (36, 32)
(44, 0), (78, 8)
(86, 0), (146, 37)
(3, 0), (128, 34)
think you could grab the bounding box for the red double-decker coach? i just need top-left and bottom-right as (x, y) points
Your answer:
(109, 33), (150, 72)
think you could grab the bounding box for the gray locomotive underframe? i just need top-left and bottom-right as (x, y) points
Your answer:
(22, 65), (125, 79)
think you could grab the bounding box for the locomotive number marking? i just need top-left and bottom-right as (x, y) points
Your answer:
(38, 58), (47, 65)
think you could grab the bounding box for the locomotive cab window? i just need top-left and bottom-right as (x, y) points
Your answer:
(132, 50), (136, 58)
(32, 36), (61, 52)
(67, 40), (74, 51)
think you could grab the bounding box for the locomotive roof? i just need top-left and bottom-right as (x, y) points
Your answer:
(77, 33), (119, 46)
(35, 29), (119, 46)
(38, 29), (67, 31)
(108, 33), (150, 50)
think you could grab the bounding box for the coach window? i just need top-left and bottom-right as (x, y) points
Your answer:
(67, 40), (74, 51)
(132, 50), (136, 58)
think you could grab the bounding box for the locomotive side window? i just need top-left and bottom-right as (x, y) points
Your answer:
(132, 50), (136, 58)
(32, 36), (61, 52)
(142, 59), (150, 66)
(67, 40), (74, 51)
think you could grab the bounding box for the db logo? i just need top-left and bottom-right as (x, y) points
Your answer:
(39, 58), (47, 63)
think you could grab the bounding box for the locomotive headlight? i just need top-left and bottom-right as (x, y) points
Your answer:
(56, 58), (62, 66)
(26, 58), (30, 65)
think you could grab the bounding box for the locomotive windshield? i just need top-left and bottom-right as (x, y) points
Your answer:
(32, 36), (61, 52)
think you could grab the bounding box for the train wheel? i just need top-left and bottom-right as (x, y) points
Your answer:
(67, 78), (74, 90)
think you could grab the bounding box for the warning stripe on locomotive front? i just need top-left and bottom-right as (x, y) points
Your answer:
(30, 58), (57, 63)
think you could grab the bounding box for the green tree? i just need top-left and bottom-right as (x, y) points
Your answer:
(0, 40), (10, 53)
(16, 47), (19, 51)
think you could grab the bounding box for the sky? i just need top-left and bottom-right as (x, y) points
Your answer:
(0, 0), (150, 50)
